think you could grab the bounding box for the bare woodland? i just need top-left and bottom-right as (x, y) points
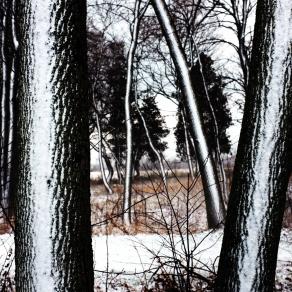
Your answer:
(0, 0), (291, 291)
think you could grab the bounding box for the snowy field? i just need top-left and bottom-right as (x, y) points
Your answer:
(1, 229), (291, 291)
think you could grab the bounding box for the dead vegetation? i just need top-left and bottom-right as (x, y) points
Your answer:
(90, 171), (292, 236)
(91, 174), (208, 236)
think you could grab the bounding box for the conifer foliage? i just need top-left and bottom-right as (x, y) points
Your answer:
(87, 29), (169, 177)
(175, 53), (232, 159)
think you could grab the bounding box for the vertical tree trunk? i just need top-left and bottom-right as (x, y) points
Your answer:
(1, 0), (17, 216)
(14, 0), (94, 290)
(194, 44), (228, 205)
(151, 0), (226, 228)
(94, 105), (113, 194)
(215, 0), (292, 290)
(124, 0), (142, 225)
(181, 107), (195, 180)
(0, 1), (5, 207)
(103, 152), (114, 183)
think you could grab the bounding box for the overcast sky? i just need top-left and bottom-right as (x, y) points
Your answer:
(88, 0), (256, 164)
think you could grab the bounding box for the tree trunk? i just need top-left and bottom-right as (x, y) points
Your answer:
(194, 44), (228, 205)
(14, 0), (94, 290)
(151, 0), (226, 228)
(181, 107), (195, 180)
(135, 97), (167, 187)
(124, 0), (142, 225)
(1, 0), (11, 214)
(103, 151), (114, 183)
(94, 106), (113, 195)
(0, 1), (5, 209)
(215, 0), (292, 290)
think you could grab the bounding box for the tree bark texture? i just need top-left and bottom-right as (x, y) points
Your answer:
(14, 0), (94, 290)
(151, 0), (226, 228)
(215, 0), (292, 291)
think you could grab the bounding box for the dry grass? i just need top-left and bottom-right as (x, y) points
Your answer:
(90, 173), (292, 235)
(90, 174), (209, 236)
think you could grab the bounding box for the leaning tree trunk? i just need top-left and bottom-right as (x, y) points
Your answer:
(134, 96), (167, 188)
(14, 0), (94, 290)
(215, 0), (292, 291)
(151, 0), (226, 228)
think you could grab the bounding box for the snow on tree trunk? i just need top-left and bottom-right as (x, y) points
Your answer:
(14, 0), (94, 290)
(151, 0), (226, 228)
(0, 0), (18, 216)
(195, 44), (228, 205)
(215, 0), (292, 291)
(0, 1), (6, 208)
(94, 105), (113, 195)
(181, 108), (195, 180)
(134, 95), (167, 188)
(123, 0), (141, 225)
(104, 152), (114, 183)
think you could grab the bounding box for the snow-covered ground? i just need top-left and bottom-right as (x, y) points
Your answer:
(0, 229), (291, 291)
(93, 229), (292, 291)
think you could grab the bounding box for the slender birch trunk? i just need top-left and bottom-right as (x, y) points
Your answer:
(189, 134), (199, 175)
(181, 107), (195, 180)
(0, 1), (6, 207)
(194, 44), (228, 205)
(104, 139), (124, 183)
(215, 0), (292, 290)
(94, 104), (113, 194)
(134, 96), (167, 188)
(14, 0), (94, 290)
(103, 152), (114, 183)
(123, 0), (142, 225)
(1, 0), (18, 216)
(151, 0), (226, 228)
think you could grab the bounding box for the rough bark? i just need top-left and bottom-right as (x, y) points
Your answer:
(14, 0), (94, 290)
(151, 0), (226, 228)
(215, 0), (292, 291)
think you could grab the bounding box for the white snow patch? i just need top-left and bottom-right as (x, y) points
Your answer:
(1, 229), (292, 290)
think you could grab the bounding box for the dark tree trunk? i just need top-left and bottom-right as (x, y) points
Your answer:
(14, 0), (94, 290)
(215, 0), (292, 291)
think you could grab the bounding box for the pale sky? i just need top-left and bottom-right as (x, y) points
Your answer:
(88, 0), (255, 164)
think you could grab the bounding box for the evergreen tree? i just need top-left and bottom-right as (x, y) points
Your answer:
(87, 29), (169, 177)
(133, 94), (169, 176)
